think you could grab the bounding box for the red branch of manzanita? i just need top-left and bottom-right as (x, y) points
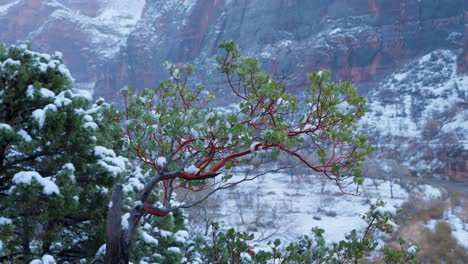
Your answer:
(106, 41), (370, 263)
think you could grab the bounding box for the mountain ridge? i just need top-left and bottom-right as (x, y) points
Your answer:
(0, 0), (466, 180)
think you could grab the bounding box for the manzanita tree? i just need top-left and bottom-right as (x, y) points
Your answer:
(106, 40), (373, 262)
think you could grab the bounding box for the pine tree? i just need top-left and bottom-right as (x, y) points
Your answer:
(0, 44), (128, 262)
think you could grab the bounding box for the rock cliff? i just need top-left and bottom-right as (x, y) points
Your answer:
(0, 0), (466, 180)
(0, 0), (464, 97)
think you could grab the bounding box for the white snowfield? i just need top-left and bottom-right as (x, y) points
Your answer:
(189, 172), (407, 245)
(187, 170), (467, 250)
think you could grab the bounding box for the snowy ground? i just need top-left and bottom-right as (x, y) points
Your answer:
(185, 170), (467, 251)
(188, 172), (405, 245)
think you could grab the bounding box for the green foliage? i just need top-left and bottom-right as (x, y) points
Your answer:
(381, 238), (419, 264)
(0, 44), (128, 262)
(122, 40), (372, 196)
(202, 223), (255, 263)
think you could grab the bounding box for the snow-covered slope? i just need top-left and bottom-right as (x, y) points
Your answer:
(0, 0), (19, 16)
(361, 50), (468, 179)
(362, 50), (468, 141)
(32, 0), (146, 60)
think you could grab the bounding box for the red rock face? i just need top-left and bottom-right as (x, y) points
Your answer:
(0, 0), (466, 180)
(1, 0), (463, 96)
(461, 12), (468, 74)
(1, 0), (49, 42)
(368, 0), (379, 16)
(445, 154), (468, 182)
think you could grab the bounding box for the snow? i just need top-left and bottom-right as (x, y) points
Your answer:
(167, 247), (181, 254)
(374, 204), (397, 216)
(250, 142), (260, 152)
(335, 101), (351, 113)
(328, 28), (342, 35)
(62, 163), (75, 172)
(189, 172), (409, 247)
(42, 0), (146, 60)
(108, 201), (113, 208)
(17, 129), (32, 142)
(0, 0), (20, 16)
(184, 165), (199, 174)
(98, 158), (127, 176)
(54, 92), (73, 107)
(84, 122), (98, 130)
(416, 184), (443, 201)
(32, 109), (46, 128)
(54, 51), (63, 59)
(39, 88), (56, 98)
(95, 146), (117, 157)
(158, 228), (172, 238)
(1, 58), (20, 67)
(426, 208), (468, 249)
(407, 245), (417, 254)
(174, 230), (189, 243)
(47, 60), (59, 69)
(29, 255), (56, 264)
(361, 49), (466, 140)
(446, 214), (468, 248)
(41, 255), (56, 264)
(58, 64), (74, 82)
(12, 171), (60, 195)
(123, 177), (145, 192)
(95, 244), (106, 258)
(73, 89), (93, 101)
(190, 128), (199, 138)
(32, 104), (58, 128)
(387, 219), (399, 231)
(393, 72), (408, 82)
(121, 213), (130, 230)
(141, 231), (159, 245)
(26, 85), (35, 97)
(84, 115), (93, 122)
(0, 123), (12, 131)
(95, 146), (128, 176)
(0, 216), (12, 225)
(156, 157), (167, 167)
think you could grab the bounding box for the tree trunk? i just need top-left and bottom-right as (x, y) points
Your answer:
(106, 184), (124, 264)
(105, 175), (166, 263)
